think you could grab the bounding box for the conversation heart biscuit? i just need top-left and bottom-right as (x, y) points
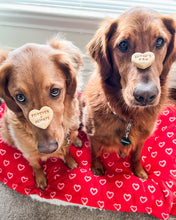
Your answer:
(29, 106), (53, 129)
(131, 52), (155, 69)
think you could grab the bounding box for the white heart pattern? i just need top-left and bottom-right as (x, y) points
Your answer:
(90, 187), (98, 195)
(97, 201), (104, 209)
(57, 183), (65, 190)
(18, 164), (25, 171)
(124, 194), (131, 202)
(0, 149), (6, 156)
(0, 103), (176, 220)
(106, 191), (114, 199)
(81, 197), (88, 205)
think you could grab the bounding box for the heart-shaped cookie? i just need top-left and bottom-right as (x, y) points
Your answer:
(29, 106), (53, 129)
(131, 52), (155, 69)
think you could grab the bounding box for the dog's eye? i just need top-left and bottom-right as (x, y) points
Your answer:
(118, 40), (129, 52)
(50, 88), (61, 98)
(15, 94), (26, 103)
(155, 37), (165, 49)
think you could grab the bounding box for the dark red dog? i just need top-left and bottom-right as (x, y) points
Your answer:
(81, 7), (176, 179)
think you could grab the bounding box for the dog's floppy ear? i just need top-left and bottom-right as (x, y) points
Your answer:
(88, 18), (118, 80)
(49, 37), (83, 72)
(52, 52), (78, 98)
(49, 38), (82, 97)
(161, 15), (176, 78)
(0, 50), (9, 64)
(0, 61), (21, 112)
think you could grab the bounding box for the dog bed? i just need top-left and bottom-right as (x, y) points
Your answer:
(0, 102), (176, 220)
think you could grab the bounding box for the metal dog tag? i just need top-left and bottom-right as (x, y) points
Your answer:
(121, 137), (131, 146)
(121, 119), (133, 146)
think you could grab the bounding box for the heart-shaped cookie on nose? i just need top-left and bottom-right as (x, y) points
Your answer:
(29, 106), (53, 129)
(131, 52), (155, 69)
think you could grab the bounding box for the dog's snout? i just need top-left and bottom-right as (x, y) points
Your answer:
(133, 82), (159, 106)
(38, 140), (58, 154)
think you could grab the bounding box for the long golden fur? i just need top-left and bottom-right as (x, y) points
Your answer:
(0, 38), (82, 189)
(81, 7), (176, 179)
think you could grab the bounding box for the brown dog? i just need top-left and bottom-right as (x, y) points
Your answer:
(0, 38), (82, 189)
(81, 7), (176, 179)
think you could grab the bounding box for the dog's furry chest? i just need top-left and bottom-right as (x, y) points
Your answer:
(94, 113), (130, 146)
(92, 108), (155, 150)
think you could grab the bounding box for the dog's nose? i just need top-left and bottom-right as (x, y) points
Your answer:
(37, 140), (58, 154)
(133, 82), (159, 106)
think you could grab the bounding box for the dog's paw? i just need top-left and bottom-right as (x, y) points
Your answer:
(133, 167), (148, 180)
(66, 156), (78, 169)
(91, 160), (105, 176)
(73, 137), (83, 148)
(91, 166), (105, 176)
(137, 170), (148, 180)
(119, 151), (128, 158)
(35, 172), (47, 190)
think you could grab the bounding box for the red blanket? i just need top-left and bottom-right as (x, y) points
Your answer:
(0, 102), (176, 219)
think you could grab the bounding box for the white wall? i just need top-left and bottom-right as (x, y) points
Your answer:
(0, 3), (104, 91)
(0, 3), (175, 90)
(0, 4), (102, 51)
